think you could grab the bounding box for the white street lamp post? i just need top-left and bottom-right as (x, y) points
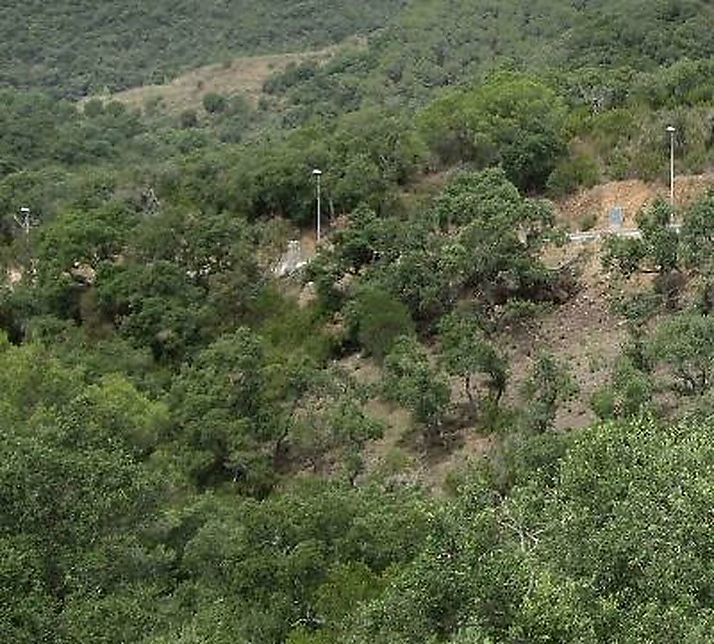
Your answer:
(312, 169), (322, 243)
(666, 126), (676, 209)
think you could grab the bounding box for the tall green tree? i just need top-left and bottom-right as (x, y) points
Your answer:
(170, 327), (275, 492)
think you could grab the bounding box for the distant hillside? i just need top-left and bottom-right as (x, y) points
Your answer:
(4, 0), (712, 103)
(0, 0), (404, 97)
(265, 0), (714, 116)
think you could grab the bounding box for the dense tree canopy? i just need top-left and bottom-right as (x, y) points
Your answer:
(1, 1), (714, 642)
(0, 0), (405, 97)
(419, 74), (568, 190)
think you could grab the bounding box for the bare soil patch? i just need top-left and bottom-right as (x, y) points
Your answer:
(93, 40), (361, 115)
(556, 174), (714, 231)
(501, 244), (627, 430)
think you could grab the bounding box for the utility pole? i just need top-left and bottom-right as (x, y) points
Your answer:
(667, 126), (676, 209)
(312, 169), (322, 243)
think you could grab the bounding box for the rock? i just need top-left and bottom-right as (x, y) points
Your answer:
(274, 240), (307, 277)
(298, 281), (318, 308)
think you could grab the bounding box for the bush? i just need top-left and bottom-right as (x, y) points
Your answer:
(203, 92), (228, 114)
(611, 291), (663, 322)
(591, 387), (616, 420)
(418, 73), (568, 191)
(497, 298), (550, 328)
(346, 286), (415, 361)
(179, 109), (198, 128)
(83, 98), (104, 118)
(546, 153), (600, 198)
(383, 336), (450, 441)
(651, 312), (714, 395)
(522, 353), (578, 432)
(578, 212), (598, 232)
(591, 359), (653, 420)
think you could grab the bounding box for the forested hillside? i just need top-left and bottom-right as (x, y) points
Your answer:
(261, 0), (714, 115)
(0, 0), (404, 97)
(3, 0), (712, 101)
(2, 0), (714, 642)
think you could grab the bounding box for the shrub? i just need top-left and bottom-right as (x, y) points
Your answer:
(578, 212), (598, 232)
(83, 98), (104, 118)
(651, 312), (714, 395)
(497, 298), (550, 328)
(179, 109), (198, 128)
(591, 359), (653, 420)
(203, 92), (228, 114)
(546, 153), (600, 198)
(438, 310), (507, 405)
(383, 336), (450, 441)
(346, 286), (415, 361)
(522, 353), (578, 432)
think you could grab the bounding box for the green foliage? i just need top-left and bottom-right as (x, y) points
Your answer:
(591, 358), (654, 421)
(253, 287), (336, 363)
(180, 109), (198, 129)
(0, 3), (713, 642)
(496, 298), (551, 328)
(651, 312), (714, 395)
(0, 340), (172, 643)
(202, 93), (227, 114)
(383, 336), (450, 440)
(681, 191), (714, 271)
(0, 1), (405, 97)
(566, 0), (714, 70)
(351, 416), (714, 642)
(603, 198), (678, 279)
(434, 169), (557, 301)
(522, 353), (578, 432)
(378, 235), (460, 322)
(36, 201), (134, 272)
(329, 108), (426, 198)
(269, 0), (714, 125)
(203, 110), (423, 224)
(312, 170), (560, 328)
(438, 310), (507, 405)
(346, 286), (415, 360)
(603, 235), (649, 277)
(546, 151), (600, 197)
(172, 482), (431, 642)
(637, 198), (679, 272)
(96, 260), (204, 362)
(170, 327), (275, 490)
(419, 74), (568, 190)
(290, 375), (384, 484)
(329, 205), (405, 272)
(0, 90), (143, 179)
(131, 207), (262, 296)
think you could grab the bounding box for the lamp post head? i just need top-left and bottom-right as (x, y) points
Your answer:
(666, 126), (676, 133)
(19, 207), (30, 214)
(312, 168), (322, 176)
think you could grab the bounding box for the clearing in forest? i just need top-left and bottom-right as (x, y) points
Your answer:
(94, 39), (363, 114)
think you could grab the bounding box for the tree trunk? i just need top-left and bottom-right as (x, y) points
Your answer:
(464, 374), (474, 405)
